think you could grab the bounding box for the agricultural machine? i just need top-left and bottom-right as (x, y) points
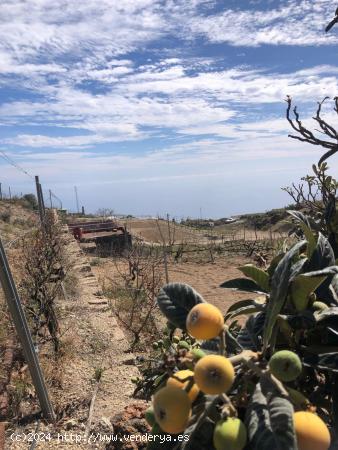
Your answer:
(68, 220), (132, 255)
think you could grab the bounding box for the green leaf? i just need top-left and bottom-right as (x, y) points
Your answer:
(324, 193), (336, 226)
(220, 278), (265, 293)
(290, 274), (327, 312)
(225, 297), (266, 318)
(286, 311), (317, 330)
(245, 377), (297, 450)
(225, 305), (263, 322)
(308, 232), (335, 271)
(263, 240), (306, 351)
(182, 417), (215, 450)
(237, 312), (265, 351)
(267, 253), (285, 277)
(287, 210), (317, 258)
(200, 337), (220, 353)
(181, 395), (218, 450)
(332, 274), (338, 302)
(238, 264), (270, 292)
(289, 257), (308, 281)
(287, 209), (311, 227)
(225, 328), (243, 354)
(303, 266), (338, 306)
(157, 283), (205, 329)
(317, 270), (338, 306)
(226, 298), (258, 314)
(315, 306), (338, 322)
(299, 222), (316, 259)
(303, 345), (338, 354)
(304, 267), (338, 277)
(201, 324), (248, 356)
(313, 308), (338, 345)
(303, 352), (338, 372)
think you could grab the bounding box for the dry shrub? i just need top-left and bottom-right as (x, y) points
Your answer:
(19, 215), (67, 353)
(103, 243), (164, 350)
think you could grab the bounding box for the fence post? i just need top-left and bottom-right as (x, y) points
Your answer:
(35, 176), (45, 225)
(123, 222), (129, 251)
(39, 184), (46, 215)
(8, 187), (11, 201)
(163, 246), (169, 284)
(0, 238), (55, 422)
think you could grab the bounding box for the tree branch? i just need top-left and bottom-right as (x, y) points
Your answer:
(285, 96), (338, 165)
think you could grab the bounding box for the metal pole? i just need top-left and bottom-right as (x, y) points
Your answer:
(0, 183), (2, 200)
(35, 176), (44, 225)
(0, 238), (55, 422)
(8, 186), (11, 201)
(49, 189), (53, 209)
(74, 186), (79, 214)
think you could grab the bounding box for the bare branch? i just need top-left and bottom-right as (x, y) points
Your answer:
(325, 7), (338, 32)
(286, 96), (338, 165)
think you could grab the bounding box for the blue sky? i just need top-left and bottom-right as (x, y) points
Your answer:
(0, 0), (338, 218)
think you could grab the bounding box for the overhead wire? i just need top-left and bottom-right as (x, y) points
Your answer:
(0, 150), (64, 209)
(0, 150), (34, 179)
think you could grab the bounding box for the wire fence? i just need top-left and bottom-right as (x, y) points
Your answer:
(127, 220), (288, 248)
(0, 152), (66, 422)
(0, 182), (24, 201)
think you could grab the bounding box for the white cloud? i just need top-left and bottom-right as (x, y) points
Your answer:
(0, 0), (165, 60)
(2, 126), (142, 149)
(1, 60), (338, 149)
(188, 0), (337, 47)
(0, 0), (338, 171)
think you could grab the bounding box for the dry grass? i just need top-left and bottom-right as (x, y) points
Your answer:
(0, 201), (38, 243)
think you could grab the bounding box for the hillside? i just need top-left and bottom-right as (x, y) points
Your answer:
(181, 206), (293, 237)
(238, 206), (293, 232)
(0, 198), (39, 244)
